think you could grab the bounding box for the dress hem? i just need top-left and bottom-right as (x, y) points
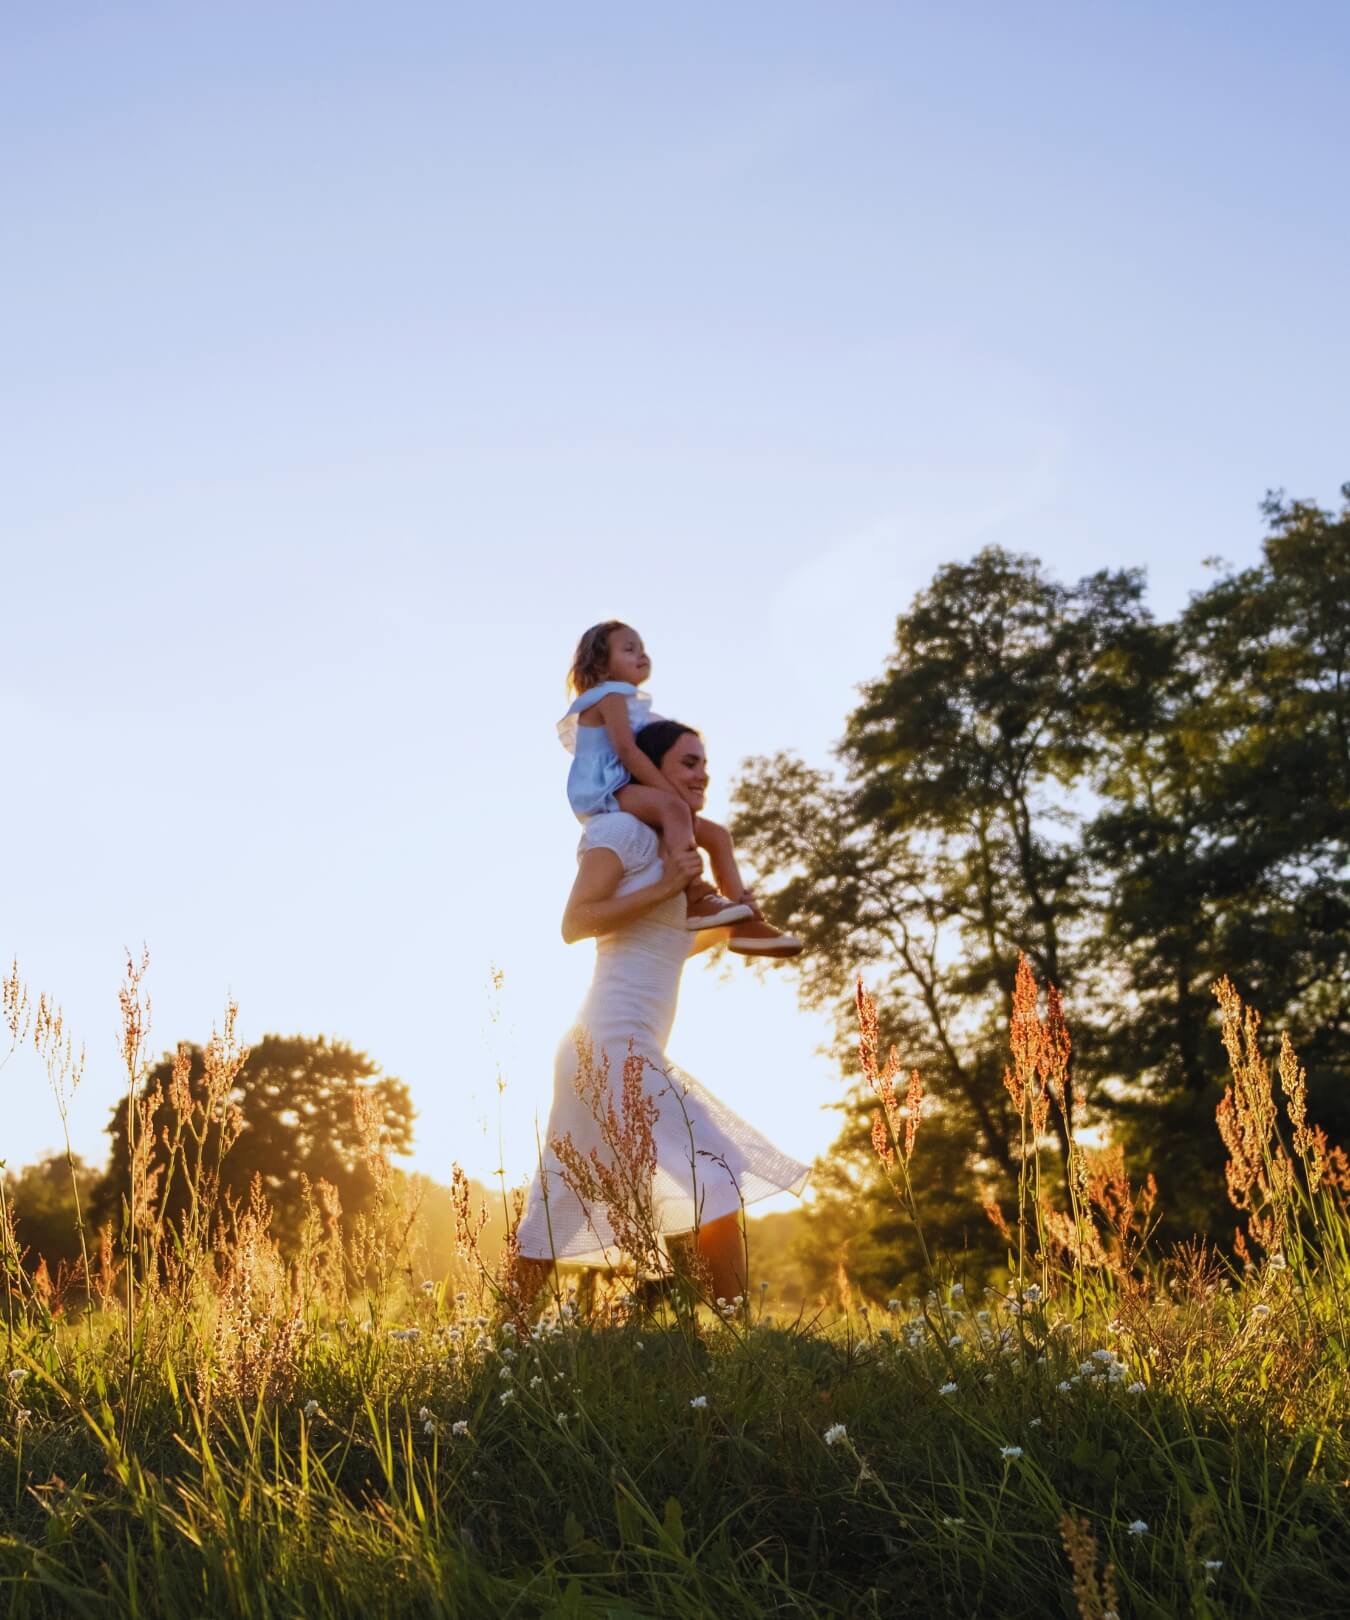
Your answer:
(516, 1164), (811, 1268)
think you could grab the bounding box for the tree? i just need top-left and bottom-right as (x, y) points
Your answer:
(732, 548), (1149, 1269)
(1090, 489), (1350, 1228)
(4, 1153), (100, 1275)
(734, 495), (1350, 1257)
(92, 1034), (414, 1250)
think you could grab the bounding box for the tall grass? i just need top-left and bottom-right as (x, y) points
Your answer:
(1, 953), (1347, 1617)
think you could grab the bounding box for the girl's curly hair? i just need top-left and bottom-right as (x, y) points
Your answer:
(567, 620), (629, 697)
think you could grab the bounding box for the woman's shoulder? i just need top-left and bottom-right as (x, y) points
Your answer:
(577, 812), (659, 869)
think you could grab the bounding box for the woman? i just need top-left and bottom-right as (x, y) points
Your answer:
(514, 720), (809, 1304)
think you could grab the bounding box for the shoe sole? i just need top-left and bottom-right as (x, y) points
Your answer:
(684, 902), (753, 931)
(728, 938), (804, 957)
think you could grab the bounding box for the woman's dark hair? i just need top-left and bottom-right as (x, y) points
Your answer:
(633, 719), (700, 771)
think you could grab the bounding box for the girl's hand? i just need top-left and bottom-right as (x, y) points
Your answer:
(658, 849), (702, 898)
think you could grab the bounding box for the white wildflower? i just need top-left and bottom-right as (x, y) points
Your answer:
(1127, 1519), (1148, 1536)
(635, 1341), (644, 1351)
(303, 1399), (321, 1418)
(423, 1420), (436, 1436)
(823, 1423), (848, 1446)
(1000, 1445), (1023, 1460)
(451, 1420), (470, 1437)
(1022, 1283), (1041, 1303)
(942, 1515), (964, 1526)
(7, 1369), (29, 1385)
(939, 1382), (958, 1396)
(886, 1298), (901, 1313)
(14, 1408), (32, 1427)
(1268, 1253), (1287, 1271)
(1091, 1348), (1114, 1364)
(1028, 1417), (1042, 1428)
(1252, 1303), (1271, 1318)
(530, 1376), (543, 1390)
(689, 1395), (708, 1410)
(947, 1334), (963, 1348)
(950, 1282), (964, 1299)
(1126, 1382), (1146, 1395)
(1057, 1380), (1072, 1393)
(498, 1389), (515, 1405)
(421, 1280), (435, 1295)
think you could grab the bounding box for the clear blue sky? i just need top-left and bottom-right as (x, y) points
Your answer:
(3, 2), (1347, 1192)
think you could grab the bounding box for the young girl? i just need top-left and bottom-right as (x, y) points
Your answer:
(559, 620), (803, 956)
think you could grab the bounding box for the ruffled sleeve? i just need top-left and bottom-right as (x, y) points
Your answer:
(577, 813), (660, 882)
(557, 681), (646, 755)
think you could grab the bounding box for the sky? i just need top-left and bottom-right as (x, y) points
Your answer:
(3, 2), (1347, 1205)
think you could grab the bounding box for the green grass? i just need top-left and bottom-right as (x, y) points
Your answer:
(4, 962), (1347, 1617)
(2, 1263), (1347, 1619)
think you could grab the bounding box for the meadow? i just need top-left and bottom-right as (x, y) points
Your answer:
(2, 956), (1347, 1619)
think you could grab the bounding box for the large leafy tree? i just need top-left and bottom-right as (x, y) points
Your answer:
(735, 497), (1349, 1269)
(731, 549), (1149, 1282)
(1091, 489), (1350, 1227)
(93, 1034), (414, 1249)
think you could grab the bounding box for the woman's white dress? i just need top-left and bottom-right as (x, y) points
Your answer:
(516, 813), (810, 1266)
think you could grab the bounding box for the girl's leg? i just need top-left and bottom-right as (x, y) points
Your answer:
(695, 816), (803, 956)
(694, 818), (754, 909)
(615, 783), (696, 852)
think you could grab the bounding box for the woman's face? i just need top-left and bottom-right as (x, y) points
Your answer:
(658, 731), (708, 812)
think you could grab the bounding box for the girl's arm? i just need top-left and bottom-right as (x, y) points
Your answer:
(594, 693), (677, 796)
(561, 845), (702, 944)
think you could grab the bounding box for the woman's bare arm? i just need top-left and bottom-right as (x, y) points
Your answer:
(561, 845), (702, 943)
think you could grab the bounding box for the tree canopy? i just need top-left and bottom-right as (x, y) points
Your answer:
(93, 1033), (415, 1249)
(732, 487), (1350, 1279)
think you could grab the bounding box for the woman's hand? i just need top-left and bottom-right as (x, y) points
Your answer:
(657, 848), (702, 899)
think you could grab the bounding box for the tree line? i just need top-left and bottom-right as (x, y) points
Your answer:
(730, 486), (1349, 1289)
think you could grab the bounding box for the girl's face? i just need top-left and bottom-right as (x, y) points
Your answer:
(658, 732), (708, 813)
(605, 626), (651, 686)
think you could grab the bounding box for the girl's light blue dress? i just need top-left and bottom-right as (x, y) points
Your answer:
(558, 680), (660, 821)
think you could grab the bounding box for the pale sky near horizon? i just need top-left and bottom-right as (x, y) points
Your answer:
(3, 3), (1347, 1207)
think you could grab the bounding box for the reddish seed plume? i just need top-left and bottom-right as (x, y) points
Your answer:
(857, 979), (924, 1170)
(903, 1069), (923, 1159)
(871, 1109), (895, 1170)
